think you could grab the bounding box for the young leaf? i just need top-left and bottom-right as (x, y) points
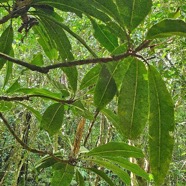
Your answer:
(115, 0), (152, 31)
(118, 58), (148, 139)
(0, 101), (12, 111)
(0, 25), (13, 70)
(146, 19), (186, 39)
(88, 167), (114, 186)
(94, 65), (117, 110)
(40, 103), (64, 136)
(86, 142), (144, 158)
(76, 170), (85, 186)
(148, 66), (175, 185)
(90, 158), (130, 185)
(80, 64), (101, 90)
(52, 163), (74, 186)
(102, 156), (149, 180)
(6, 78), (21, 93)
(91, 19), (118, 52)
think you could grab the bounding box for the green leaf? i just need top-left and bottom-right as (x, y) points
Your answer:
(88, 168), (115, 186)
(115, 0), (152, 31)
(90, 158), (130, 185)
(0, 25), (13, 69)
(94, 65), (117, 110)
(146, 19), (186, 39)
(3, 47), (14, 88)
(52, 163), (74, 186)
(16, 88), (62, 100)
(0, 101), (12, 111)
(80, 64), (101, 90)
(18, 103), (42, 122)
(118, 58), (148, 139)
(76, 170), (85, 186)
(148, 66), (175, 185)
(32, 0), (111, 23)
(40, 103), (64, 135)
(102, 156), (149, 180)
(6, 79), (21, 93)
(91, 19), (118, 52)
(33, 25), (58, 60)
(40, 18), (78, 92)
(31, 53), (44, 66)
(86, 142), (144, 158)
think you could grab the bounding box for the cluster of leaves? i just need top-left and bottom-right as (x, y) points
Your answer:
(0, 0), (186, 185)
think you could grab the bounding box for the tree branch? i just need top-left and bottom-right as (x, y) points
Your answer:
(0, 95), (75, 104)
(0, 51), (132, 73)
(0, 112), (70, 164)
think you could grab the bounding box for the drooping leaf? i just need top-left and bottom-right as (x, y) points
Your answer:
(115, 0), (152, 31)
(76, 170), (85, 186)
(94, 65), (117, 110)
(146, 19), (186, 39)
(32, 0), (111, 23)
(40, 103), (64, 136)
(89, 158), (130, 185)
(52, 163), (74, 186)
(91, 18), (118, 52)
(102, 156), (149, 180)
(0, 25), (13, 69)
(118, 58), (148, 139)
(86, 142), (144, 158)
(88, 168), (115, 186)
(33, 25), (58, 60)
(80, 64), (101, 90)
(40, 18), (78, 92)
(3, 47), (14, 88)
(148, 66), (175, 185)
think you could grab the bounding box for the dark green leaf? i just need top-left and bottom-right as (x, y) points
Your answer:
(88, 168), (115, 186)
(0, 25), (13, 69)
(118, 58), (148, 139)
(148, 66), (175, 185)
(52, 163), (74, 186)
(91, 19), (118, 52)
(80, 64), (101, 90)
(146, 19), (186, 39)
(76, 170), (85, 186)
(86, 142), (144, 158)
(94, 65), (117, 110)
(40, 103), (64, 135)
(115, 0), (152, 31)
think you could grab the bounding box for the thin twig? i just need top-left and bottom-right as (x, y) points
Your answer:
(0, 112), (70, 163)
(84, 110), (99, 147)
(0, 95), (75, 104)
